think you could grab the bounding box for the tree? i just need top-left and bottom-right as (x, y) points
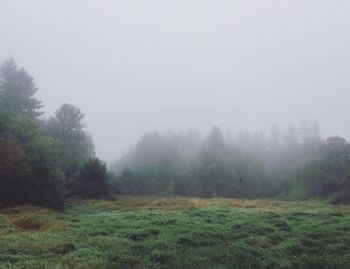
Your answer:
(310, 119), (320, 139)
(75, 158), (110, 198)
(284, 125), (299, 149)
(268, 125), (281, 151)
(294, 136), (350, 202)
(299, 121), (311, 142)
(197, 126), (235, 197)
(0, 58), (43, 119)
(207, 126), (225, 152)
(45, 104), (95, 173)
(326, 136), (346, 152)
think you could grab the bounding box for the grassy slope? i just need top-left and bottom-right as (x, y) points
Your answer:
(0, 196), (350, 269)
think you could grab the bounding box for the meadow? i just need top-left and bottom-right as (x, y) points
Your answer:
(0, 196), (350, 269)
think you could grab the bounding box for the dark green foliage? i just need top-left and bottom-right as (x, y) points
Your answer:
(0, 58), (65, 208)
(0, 58), (103, 208)
(0, 113), (64, 208)
(73, 158), (110, 199)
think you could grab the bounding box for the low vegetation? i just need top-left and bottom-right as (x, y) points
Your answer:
(1, 197), (350, 269)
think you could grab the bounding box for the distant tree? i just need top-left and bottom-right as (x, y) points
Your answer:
(326, 136), (346, 152)
(0, 58), (43, 119)
(310, 119), (320, 139)
(46, 104), (85, 147)
(299, 121), (311, 142)
(299, 120), (321, 142)
(236, 130), (252, 152)
(268, 125), (281, 151)
(294, 136), (350, 202)
(197, 126), (236, 197)
(207, 126), (225, 151)
(284, 125), (299, 149)
(251, 132), (267, 159)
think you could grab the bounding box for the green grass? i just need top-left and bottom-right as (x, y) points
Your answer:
(1, 196), (350, 269)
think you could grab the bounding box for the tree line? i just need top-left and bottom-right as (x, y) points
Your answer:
(112, 122), (350, 203)
(1, 57), (349, 208)
(0, 58), (111, 208)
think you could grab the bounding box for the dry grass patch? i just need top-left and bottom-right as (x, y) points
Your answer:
(91, 196), (298, 212)
(0, 206), (66, 233)
(12, 214), (65, 232)
(91, 196), (350, 214)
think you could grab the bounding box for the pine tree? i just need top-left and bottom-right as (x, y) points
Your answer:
(0, 58), (43, 119)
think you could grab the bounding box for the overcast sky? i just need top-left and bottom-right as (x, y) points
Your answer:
(1, 0), (349, 161)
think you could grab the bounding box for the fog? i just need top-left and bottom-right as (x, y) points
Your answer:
(1, 0), (349, 161)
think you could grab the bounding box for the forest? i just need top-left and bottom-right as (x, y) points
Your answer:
(1, 58), (349, 210)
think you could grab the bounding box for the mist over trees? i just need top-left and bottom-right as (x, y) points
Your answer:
(111, 120), (350, 203)
(1, 57), (350, 208)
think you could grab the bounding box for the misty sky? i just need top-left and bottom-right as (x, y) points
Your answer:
(1, 0), (349, 161)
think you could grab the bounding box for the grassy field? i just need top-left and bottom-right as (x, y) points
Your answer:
(0, 196), (350, 269)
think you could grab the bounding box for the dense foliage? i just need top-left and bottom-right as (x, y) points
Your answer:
(0, 113), (64, 208)
(0, 58), (110, 208)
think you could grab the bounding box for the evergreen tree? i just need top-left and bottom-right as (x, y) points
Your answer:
(0, 58), (43, 119)
(284, 125), (299, 149)
(268, 125), (281, 151)
(75, 158), (110, 199)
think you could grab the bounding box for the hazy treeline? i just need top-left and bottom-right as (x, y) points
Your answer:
(0, 58), (111, 208)
(111, 122), (350, 203)
(1, 57), (349, 208)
